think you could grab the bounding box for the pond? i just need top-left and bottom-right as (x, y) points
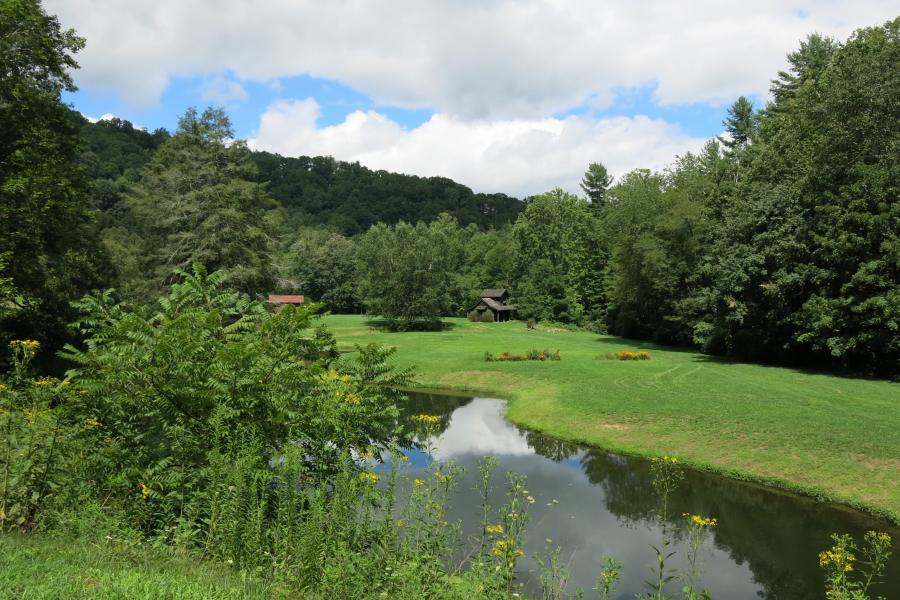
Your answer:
(384, 391), (900, 599)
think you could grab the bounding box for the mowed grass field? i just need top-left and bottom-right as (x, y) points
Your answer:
(323, 314), (900, 522)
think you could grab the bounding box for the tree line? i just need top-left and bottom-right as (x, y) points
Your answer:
(1, 0), (897, 375)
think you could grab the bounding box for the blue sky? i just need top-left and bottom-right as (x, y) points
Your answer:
(47, 0), (896, 197)
(66, 74), (734, 141)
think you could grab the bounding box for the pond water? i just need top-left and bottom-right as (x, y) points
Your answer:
(385, 391), (900, 599)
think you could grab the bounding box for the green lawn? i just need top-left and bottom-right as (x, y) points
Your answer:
(324, 314), (900, 523)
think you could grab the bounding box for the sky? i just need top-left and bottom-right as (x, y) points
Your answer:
(48, 0), (897, 198)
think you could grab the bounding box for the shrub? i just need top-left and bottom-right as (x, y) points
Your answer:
(605, 351), (651, 360)
(59, 264), (413, 535)
(0, 340), (83, 531)
(487, 349), (560, 362)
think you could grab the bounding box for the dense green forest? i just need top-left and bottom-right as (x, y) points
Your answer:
(2, 4), (897, 378)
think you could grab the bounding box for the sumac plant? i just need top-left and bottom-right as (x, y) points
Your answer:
(62, 264), (412, 532)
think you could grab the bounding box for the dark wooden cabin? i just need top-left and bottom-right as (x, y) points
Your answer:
(468, 288), (516, 322)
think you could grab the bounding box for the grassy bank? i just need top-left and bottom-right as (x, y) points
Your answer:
(324, 314), (900, 523)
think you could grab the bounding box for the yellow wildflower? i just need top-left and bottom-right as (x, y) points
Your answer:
(414, 479), (425, 487)
(818, 548), (855, 573)
(411, 414), (441, 424)
(84, 418), (103, 428)
(485, 524), (504, 534)
(686, 514), (717, 527)
(138, 482), (150, 498)
(10, 339), (40, 350)
(359, 472), (379, 484)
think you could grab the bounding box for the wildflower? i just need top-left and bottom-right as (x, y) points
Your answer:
(526, 496), (535, 504)
(10, 339), (40, 350)
(138, 482), (150, 498)
(485, 524), (504, 534)
(32, 377), (56, 386)
(414, 479), (425, 487)
(492, 539), (510, 555)
(819, 548), (855, 573)
(359, 472), (379, 484)
(411, 414), (441, 424)
(685, 514), (718, 527)
(399, 453), (409, 462)
(84, 418), (103, 428)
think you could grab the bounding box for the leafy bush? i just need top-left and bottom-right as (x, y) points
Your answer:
(604, 351), (651, 360)
(487, 349), (560, 362)
(57, 265), (412, 531)
(0, 340), (85, 531)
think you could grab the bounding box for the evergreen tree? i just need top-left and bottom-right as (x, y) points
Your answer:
(580, 162), (614, 207)
(122, 107), (276, 298)
(720, 96), (757, 152)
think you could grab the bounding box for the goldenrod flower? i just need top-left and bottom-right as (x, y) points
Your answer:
(10, 339), (40, 350)
(411, 414), (441, 424)
(485, 524), (504, 534)
(818, 548), (855, 573)
(139, 482), (150, 498)
(414, 479), (425, 486)
(359, 472), (379, 484)
(686, 514), (717, 527)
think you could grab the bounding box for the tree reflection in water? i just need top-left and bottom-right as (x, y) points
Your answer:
(398, 392), (899, 599)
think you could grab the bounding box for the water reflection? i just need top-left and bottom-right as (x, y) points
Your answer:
(395, 393), (900, 599)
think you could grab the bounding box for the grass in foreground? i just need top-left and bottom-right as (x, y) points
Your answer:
(0, 533), (275, 599)
(324, 314), (900, 522)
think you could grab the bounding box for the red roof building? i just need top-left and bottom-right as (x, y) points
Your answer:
(268, 294), (305, 305)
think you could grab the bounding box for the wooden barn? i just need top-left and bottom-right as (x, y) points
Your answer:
(468, 289), (516, 322)
(267, 294), (305, 309)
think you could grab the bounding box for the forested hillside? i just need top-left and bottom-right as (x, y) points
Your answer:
(78, 116), (523, 235)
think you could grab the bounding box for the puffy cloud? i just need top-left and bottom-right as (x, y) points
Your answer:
(248, 98), (705, 197)
(200, 75), (248, 104)
(45, 0), (897, 116)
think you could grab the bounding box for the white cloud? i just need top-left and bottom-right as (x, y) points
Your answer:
(200, 75), (248, 104)
(83, 112), (145, 130)
(248, 98), (705, 197)
(429, 398), (534, 460)
(46, 0), (898, 116)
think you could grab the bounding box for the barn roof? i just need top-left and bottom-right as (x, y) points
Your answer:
(268, 294), (305, 304)
(480, 297), (515, 311)
(480, 288), (508, 299)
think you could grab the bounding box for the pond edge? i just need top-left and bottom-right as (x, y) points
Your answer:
(400, 382), (900, 528)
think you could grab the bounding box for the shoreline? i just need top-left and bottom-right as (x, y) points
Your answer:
(401, 381), (900, 527)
